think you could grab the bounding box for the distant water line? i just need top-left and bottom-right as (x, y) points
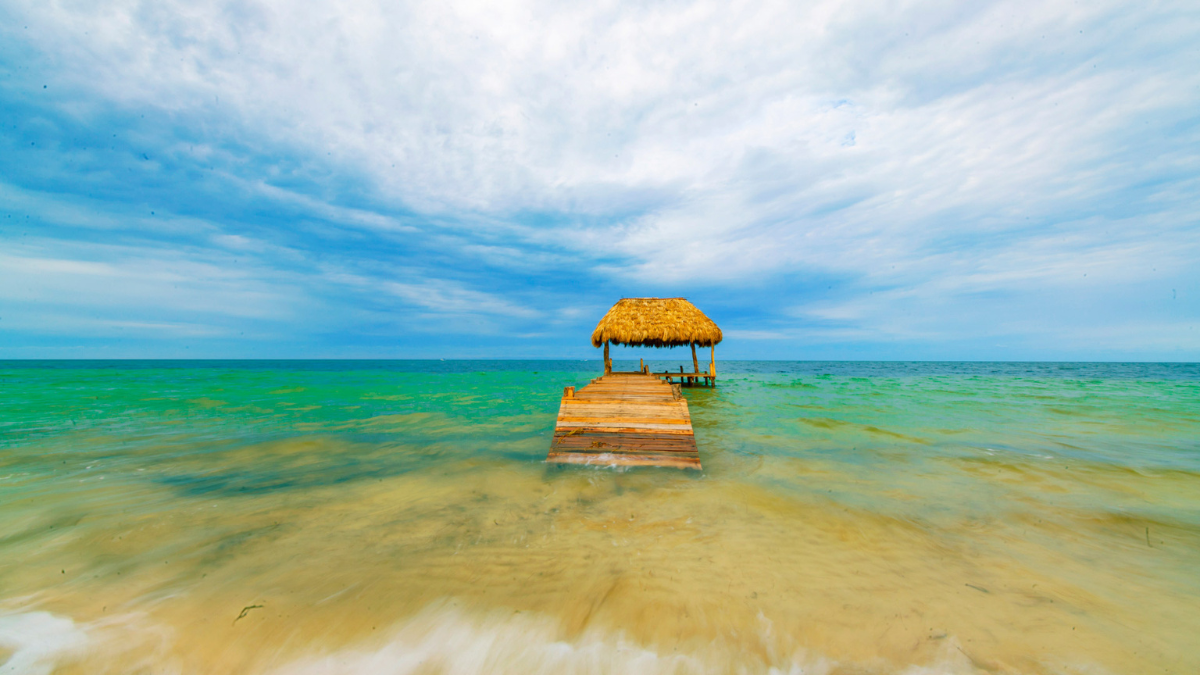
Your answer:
(1, 361), (1197, 674)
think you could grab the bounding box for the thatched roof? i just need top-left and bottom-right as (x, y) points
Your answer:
(591, 298), (723, 348)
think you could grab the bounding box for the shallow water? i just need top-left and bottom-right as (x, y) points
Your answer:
(1, 360), (1198, 674)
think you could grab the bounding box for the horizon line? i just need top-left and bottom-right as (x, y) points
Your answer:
(1, 358), (1197, 364)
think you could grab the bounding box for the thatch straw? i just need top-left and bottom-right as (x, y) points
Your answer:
(591, 298), (723, 348)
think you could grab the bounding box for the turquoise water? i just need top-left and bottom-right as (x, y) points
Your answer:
(1, 361), (1198, 674)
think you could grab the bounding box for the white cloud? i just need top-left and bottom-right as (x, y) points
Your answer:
(16, 0), (1193, 215)
(382, 280), (539, 319)
(0, 243), (300, 326)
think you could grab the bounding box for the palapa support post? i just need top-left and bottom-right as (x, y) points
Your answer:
(709, 346), (716, 385)
(604, 341), (611, 375)
(691, 343), (700, 374)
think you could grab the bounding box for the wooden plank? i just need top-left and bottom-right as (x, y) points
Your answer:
(551, 440), (697, 454)
(552, 433), (694, 443)
(553, 441), (694, 450)
(546, 373), (701, 470)
(557, 412), (690, 420)
(557, 410), (691, 419)
(555, 421), (693, 431)
(558, 402), (689, 411)
(557, 442), (697, 450)
(546, 453), (700, 469)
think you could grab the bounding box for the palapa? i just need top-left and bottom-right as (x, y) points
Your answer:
(592, 298), (722, 379)
(591, 298), (722, 348)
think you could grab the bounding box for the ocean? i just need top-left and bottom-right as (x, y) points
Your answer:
(1, 360), (1197, 674)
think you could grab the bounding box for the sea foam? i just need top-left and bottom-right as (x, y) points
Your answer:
(0, 611), (87, 675)
(0, 602), (1001, 675)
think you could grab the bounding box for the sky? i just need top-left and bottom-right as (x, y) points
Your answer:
(1, 0), (1197, 360)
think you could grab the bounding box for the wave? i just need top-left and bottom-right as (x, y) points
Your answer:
(0, 601), (1018, 675)
(0, 611), (86, 675)
(0, 606), (178, 675)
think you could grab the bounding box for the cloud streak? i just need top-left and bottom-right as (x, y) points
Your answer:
(1, 0), (1197, 358)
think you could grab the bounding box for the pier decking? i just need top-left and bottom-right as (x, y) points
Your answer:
(546, 373), (701, 470)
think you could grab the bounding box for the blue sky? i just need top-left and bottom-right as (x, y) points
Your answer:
(1, 0), (1197, 360)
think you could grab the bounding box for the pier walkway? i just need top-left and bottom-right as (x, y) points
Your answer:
(546, 373), (701, 470)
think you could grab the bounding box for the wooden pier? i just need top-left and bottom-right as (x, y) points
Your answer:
(546, 372), (701, 470)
